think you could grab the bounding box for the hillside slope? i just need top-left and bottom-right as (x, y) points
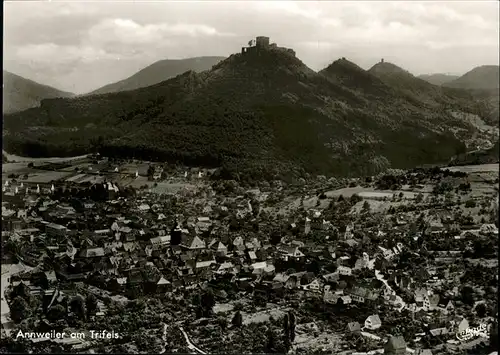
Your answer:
(3, 71), (74, 114)
(368, 61), (499, 126)
(88, 56), (226, 95)
(418, 73), (460, 86)
(3, 49), (493, 179)
(444, 65), (500, 90)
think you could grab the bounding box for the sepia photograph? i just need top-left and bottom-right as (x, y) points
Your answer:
(1, 0), (499, 354)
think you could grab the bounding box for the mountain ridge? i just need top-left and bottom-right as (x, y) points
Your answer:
(3, 70), (74, 114)
(444, 65), (500, 90)
(88, 56), (226, 95)
(3, 45), (496, 179)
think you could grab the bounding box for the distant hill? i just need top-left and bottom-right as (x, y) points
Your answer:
(368, 62), (500, 128)
(451, 140), (499, 166)
(444, 65), (500, 90)
(368, 61), (478, 108)
(319, 58), (392, 98)
(418, 73), (460, 86)
(88, 56), (226, 95)
(3, 70), (74, 114)
(3, 46), (496, 179)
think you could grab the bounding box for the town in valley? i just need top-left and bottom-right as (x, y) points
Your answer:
(1, 153), (498, 354)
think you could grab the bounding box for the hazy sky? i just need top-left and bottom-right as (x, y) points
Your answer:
(4, 0), (499, 94)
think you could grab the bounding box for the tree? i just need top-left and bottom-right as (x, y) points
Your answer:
(217, 317), (228, 331)
(200, 289), (215, 317)
(266, 329), (277, 353)
(70, 295), (86, 320)
(12, 282), (31, 302)
(232, 310), (243, 327)
(350, 194), (362, 205)
(475, 303), (487, 318)
(47, 304), (67, 322)
(465, 199), (476, 208)
(289, 311), (296, 343)
(10, 296), (31, 323)
(86, 294), (98, 319)
(362, 201), (371, 213)
(415, 193), (424, 203)
(490, 319), (498, 352)
(460, 286), (475, 306)
(270, 232), (281, 246)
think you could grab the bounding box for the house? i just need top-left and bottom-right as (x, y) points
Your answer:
(344, 223), (354, 239)
(116, 277), (127, 290)
(337, 266), (352, 276)
(138, 204), (150, 212)
(233, 236), (245, 248)
(180, 235), (206, 250)
(210, 241), (228, 257)
(428, 294), (440, 311)
(339, 295), (352, 305)
(384, 336), (406, 355)
(415, 350), (432, 355)
(378, 246), (395, 260)
(414, 288), (428, 304)
(273, 273), (290, 285)
(480, 223), (498, 236)
(195, 260), (215, 270)
(150, 235), (171, 249)
(278, 245), (305, 261)
(216, 262), (235, 275)
(156, 277), (172, 292)
(429, 326), (448, 337)
(437, 298), (454, 314)
(251, 261), (267, 271)
(346, 322), (361, 333)
(349, 287), (368, 303)
(247, 250), (257, 261)
(44, 271), (57, 285)
(196, 217), (212, 231)
(45, 223), (68, 237)
(354, 255), (369, 270)
(79, 248), (105, 259)
(302, 278), (322, 293)
(364, 314), (382, 330)
(456, 318), (469, 334)
(323, 272), (339, 283)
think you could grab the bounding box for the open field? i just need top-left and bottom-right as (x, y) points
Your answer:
(18, 171), (74, 184)
(241, 307), (289, 325)
(293, 322), (343, 353)
(446, 164), (499, 173)
(3, 150), (88, 163)
(326, 186), (425, 200)
(2, 163), (36, 174)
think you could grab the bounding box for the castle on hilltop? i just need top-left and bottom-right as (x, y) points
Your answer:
(241, 36), (296, 57)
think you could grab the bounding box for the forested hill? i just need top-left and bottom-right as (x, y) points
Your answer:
(444, 65), (500, 90)
(3, 48), (495, 180)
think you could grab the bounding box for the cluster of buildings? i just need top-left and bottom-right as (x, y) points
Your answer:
(241, 36), (296, 57)
(1, 164), (498, 354)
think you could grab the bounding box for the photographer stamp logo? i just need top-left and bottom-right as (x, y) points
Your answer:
(456, 323), (490, 342)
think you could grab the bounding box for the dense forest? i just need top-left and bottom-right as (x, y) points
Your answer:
(3, 49), (495, 179)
